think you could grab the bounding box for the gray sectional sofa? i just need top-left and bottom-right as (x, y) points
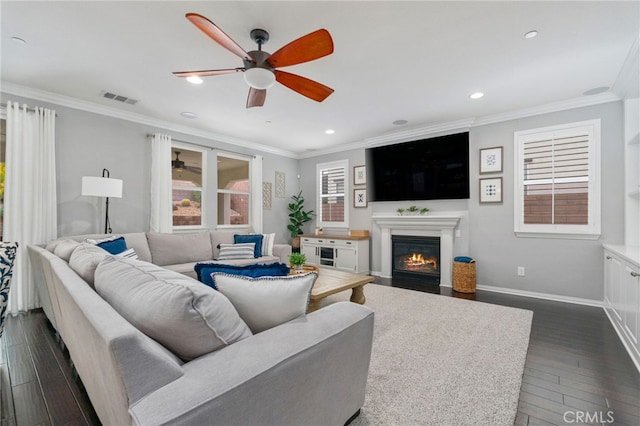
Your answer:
(28, 230), (375, 425)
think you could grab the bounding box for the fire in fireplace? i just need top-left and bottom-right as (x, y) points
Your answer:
(392, 235), (440, 283)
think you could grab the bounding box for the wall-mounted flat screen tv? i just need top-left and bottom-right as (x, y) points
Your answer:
(366, 132), (470, 202)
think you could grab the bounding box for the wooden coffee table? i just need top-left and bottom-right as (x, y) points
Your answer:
(307, 268), (374, 312)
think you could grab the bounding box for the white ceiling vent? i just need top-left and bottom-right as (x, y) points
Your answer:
(101, 91), (138, 105)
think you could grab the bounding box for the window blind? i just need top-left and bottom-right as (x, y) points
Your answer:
(523, 133), (589, 225)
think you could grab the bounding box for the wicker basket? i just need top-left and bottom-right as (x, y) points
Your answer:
(452, 260), (477, 293)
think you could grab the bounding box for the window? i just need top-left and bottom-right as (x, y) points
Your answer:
(0, 119), (4, 240)
(171, 145), (205, 228)
(514, 119), (601, 239)
(317, 160), (349, 228)
(217, 154), (250, 226)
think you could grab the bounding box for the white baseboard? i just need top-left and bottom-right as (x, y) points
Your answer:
(370, 271), (602, 308)
(472, 284), (603, 308)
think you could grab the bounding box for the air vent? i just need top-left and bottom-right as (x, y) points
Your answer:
(101, 91), (139, 105)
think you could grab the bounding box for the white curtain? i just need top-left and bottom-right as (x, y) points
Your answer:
(150, 133), (173, 233)
(5, 101), (57, 313)
(251, 155), (263, 233)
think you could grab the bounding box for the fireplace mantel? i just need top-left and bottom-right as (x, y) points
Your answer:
(372, 214), (461, 285)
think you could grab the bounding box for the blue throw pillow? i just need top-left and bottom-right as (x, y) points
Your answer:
(96, 236), (128, 255)
(194, 262), (290, 290)
(233, 234), (263, 258)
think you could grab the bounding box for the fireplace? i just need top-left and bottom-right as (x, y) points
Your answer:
(392, 235), (440, 283)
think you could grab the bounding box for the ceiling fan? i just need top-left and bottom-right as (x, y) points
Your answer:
(174, 13), (335, 108)
(172, 151), (201, 174)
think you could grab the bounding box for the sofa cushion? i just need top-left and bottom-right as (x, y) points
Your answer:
(194, 262), (290, 290)
(95, 256), (252, 361)
(146, 232), (213, 266)
(233, 234), (263, 258)
(69, 243), (109, 287)
(216, 243), (255, 261)
(213, 272), (317, 333)
(53, 239), (82, 262)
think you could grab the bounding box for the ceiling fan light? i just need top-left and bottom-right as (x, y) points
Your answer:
(244, 68), (275, 89)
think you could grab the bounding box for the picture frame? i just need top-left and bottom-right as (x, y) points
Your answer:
(354, 188), (367, 208)
(479, 146), (503, 174)
(479, 178), (502, 203)
(353, 165), (366, 185)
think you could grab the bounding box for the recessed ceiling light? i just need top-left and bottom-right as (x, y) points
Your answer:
(186, 76), (203, 85)
(583, 86), (610, 96)
(180, 112), (198, 119)
(325, 129), (335, 135)
(469, 92), (484, 100)
(393, 120), (408, 125)
(11, 36), (26, 44)
(524, 30), (538, 39)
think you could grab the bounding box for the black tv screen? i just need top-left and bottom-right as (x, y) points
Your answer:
(366, 132), (470, 202)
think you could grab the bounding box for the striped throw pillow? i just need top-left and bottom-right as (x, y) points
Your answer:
(116, 248), (139, 260)
(216, 243), (256, 260)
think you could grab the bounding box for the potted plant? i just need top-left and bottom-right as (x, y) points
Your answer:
(287, 190), (315, 249)
(289, 252), (306, 271)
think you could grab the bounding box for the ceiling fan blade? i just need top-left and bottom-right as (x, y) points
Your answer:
(267, 29), (334, 68)
(185, 13), (251, 61)
(246, 88), (267, 108)
(275, 70), (334, 102)
(173, 68), (244, 78)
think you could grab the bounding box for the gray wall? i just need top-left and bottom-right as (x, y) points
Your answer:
(2, 92), (298, 243)
(299, 101), (624, 302)
(3, 91), (624, 301)
(469, 101), (624, 301)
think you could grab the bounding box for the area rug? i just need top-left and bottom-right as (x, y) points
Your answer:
(323, 284), (533, 426)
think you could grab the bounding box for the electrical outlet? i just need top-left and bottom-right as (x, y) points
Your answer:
(517, 267), (525, 276)
(455, 229), (461, 238)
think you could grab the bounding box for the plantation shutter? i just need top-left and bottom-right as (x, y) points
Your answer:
(522, 133), (589, 225)
(320, 165), (345, 223)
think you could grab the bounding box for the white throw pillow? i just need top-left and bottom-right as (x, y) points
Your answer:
(216, 243), (255, 260)
(261, 233), (276, 256)
(213, 272), (317, 333)
(95, 256), (253, 361)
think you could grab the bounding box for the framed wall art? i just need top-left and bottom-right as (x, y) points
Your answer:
(479, 177), (502, 203)
(353, 165), (366, 185)
(479, 146), (503, 174)
(354, 188), (367, 208)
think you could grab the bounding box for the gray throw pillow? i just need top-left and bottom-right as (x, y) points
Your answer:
(69, 242), (109, 287)
(53, 239), (82, 262)
(95, 256), (252, 361)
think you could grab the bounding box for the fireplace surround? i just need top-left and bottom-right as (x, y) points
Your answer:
(372, 214), (461, 285)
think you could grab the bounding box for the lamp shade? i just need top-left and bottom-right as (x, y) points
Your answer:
(82, 176), (123, 198)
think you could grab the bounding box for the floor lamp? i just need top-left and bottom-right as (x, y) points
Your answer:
(82, 169), (123, 234)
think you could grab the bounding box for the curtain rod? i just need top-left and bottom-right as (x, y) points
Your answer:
(146, 134), (256, 158)
(0, 102), (59, 116)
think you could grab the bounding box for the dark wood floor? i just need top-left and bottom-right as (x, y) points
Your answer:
(1, 278), (639, 426)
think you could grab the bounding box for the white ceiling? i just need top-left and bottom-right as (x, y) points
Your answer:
(2, 1), (638, 157)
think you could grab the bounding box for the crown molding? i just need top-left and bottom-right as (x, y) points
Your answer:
(2, 80), (623, 161)
(471, 92), (620, 127)
(365, 118), (475, 147)
(0, 81), (298, 159)
(302, 92), (620, 158)
(612, 35), (640, 99)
